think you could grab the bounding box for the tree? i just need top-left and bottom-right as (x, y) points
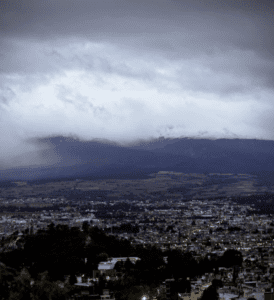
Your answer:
(0, 264), (16, 299)
(200, 285), (219, 300)
(228, 226), (241, 232)
(24, 228), (30, 235)
(167, 250), (197, 279)
(212, 279), (223, 288)
(31, 272), (69, 300)
(8, 268), (32, 300)
(177, 278), (191, 293)
(219, 249), (243, 268)
(124, 258), (134, 273)
(204, 240), (211, 247)
(233, 265), (240, 283)
(96, 252), (109, 264)
(69, 273), (77, 285)
(114, 261), (124, 273)
(82, 221), (90, 234)
(47, 222), (55, 234)
(216, 227), (224, 232)
(166, 225), (175, 233)
(198, 256), (212, 275)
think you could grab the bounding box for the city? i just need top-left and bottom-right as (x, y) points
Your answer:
(0, 172), (273, 299)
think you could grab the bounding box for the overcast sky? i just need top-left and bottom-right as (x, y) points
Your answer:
(1, 0), (274, 168)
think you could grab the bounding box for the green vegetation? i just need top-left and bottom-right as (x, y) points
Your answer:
(0, 222), (243, 299)
(200, 285), (219, 300)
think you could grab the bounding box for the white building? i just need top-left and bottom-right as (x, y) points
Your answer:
(98, 257), (140, 270)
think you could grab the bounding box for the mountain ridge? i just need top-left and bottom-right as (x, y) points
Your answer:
(1, 137), (274, 182)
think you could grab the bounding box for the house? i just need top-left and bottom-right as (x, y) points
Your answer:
(98, 257), (140, 271)
(95, 257), (140, 279)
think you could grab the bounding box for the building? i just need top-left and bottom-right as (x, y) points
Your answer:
(98, 257), (140, 271)
(95, 257), (140, 279)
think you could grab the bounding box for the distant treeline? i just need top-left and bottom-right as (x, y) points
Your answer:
(231, 193), (274, 214)
(0, 205), (61, 213)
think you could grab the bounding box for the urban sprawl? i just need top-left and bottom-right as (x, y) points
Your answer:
(0, 172), (273, 300)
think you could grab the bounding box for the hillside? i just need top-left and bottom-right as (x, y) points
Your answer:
(1, 137), (274, 184)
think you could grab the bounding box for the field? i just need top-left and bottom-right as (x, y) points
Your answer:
(0, 172), (273, 201)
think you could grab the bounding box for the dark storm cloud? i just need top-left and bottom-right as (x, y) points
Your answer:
(1, 1), (273, 54)
(1, 0), (274, 169)
(1, 0), (273, 90)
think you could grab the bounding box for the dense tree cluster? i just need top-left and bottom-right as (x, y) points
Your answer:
(200, 284), (219, 300)
(0, 222), (243, 299)
(104, 223), (140, 234)
(227, 226), (242, 232)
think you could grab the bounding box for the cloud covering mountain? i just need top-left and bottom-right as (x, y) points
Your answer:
(1, 0), (274, 170)
(1, 137), (274, 182)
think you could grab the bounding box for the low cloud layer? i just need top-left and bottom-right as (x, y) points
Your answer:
(1, 0), (274, 169)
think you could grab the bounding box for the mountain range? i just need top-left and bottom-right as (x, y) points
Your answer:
(1, 137), (274, 184)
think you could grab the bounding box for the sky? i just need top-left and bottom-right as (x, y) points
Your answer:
(0, 0), (274, 169)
